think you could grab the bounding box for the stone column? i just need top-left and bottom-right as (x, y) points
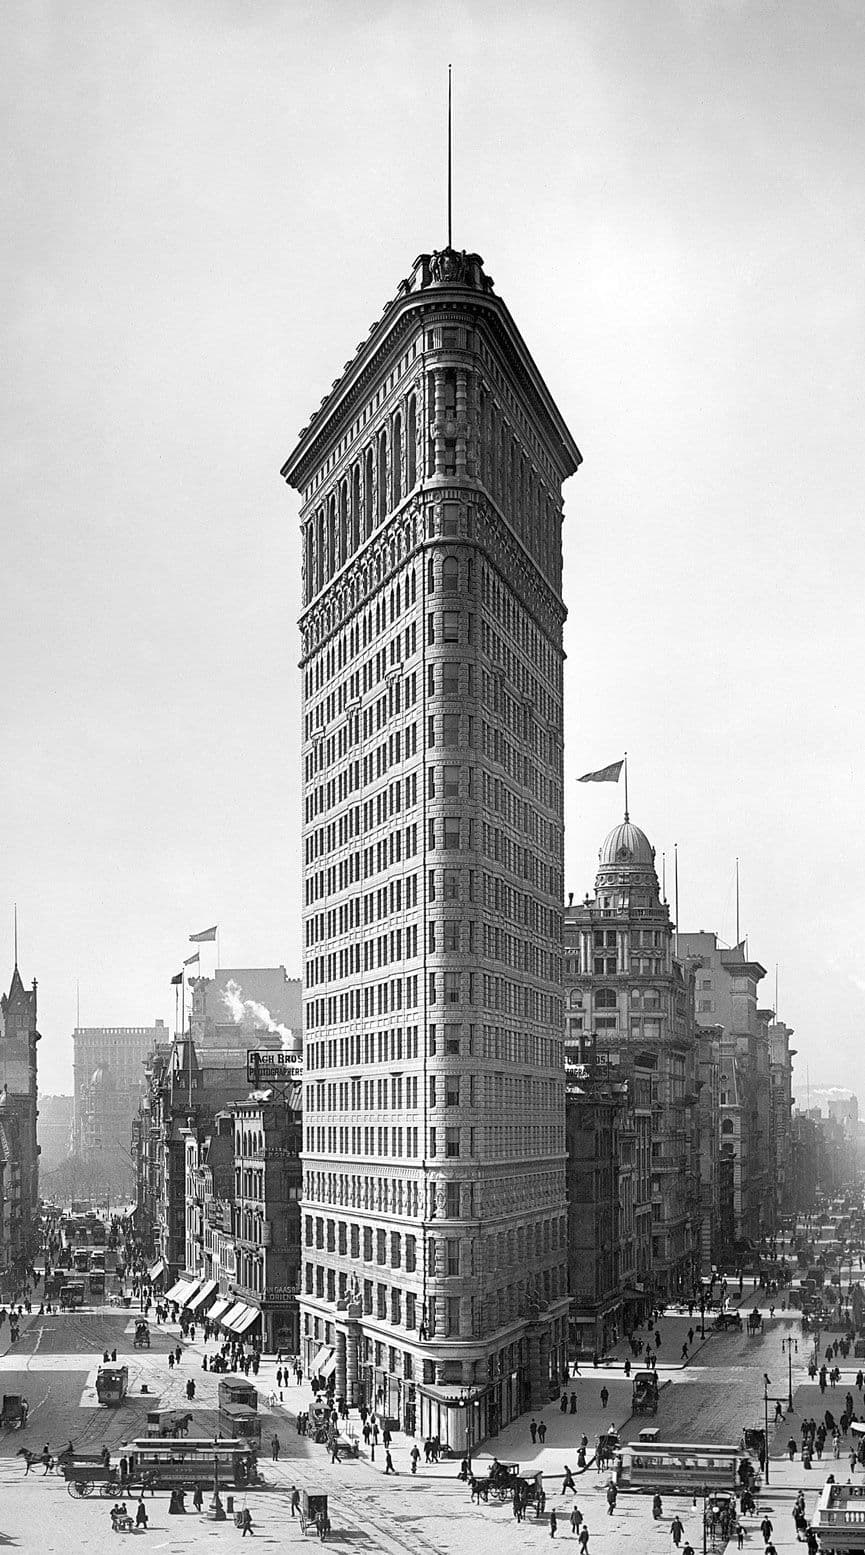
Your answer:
(335, 1326), (347, 1405)
(455, 370), (468, 476)
(433, 370), (446, 475)
(345, 1308), (360, 1407)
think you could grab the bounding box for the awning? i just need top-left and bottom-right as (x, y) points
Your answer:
(187, 1278), (219, 1314)
(229, 1303), (261, 1336)
(320, 1350), (338, 1379)
(220, 1300), (248, 1330)
(208, 1296), (232, 1324)
(309, 1344), (333, 1375)
(165, 1277), (199, 1305)
(147, 1260), (165, 1282)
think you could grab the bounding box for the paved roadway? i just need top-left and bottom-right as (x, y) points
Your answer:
(0, 1301), (835, 1555)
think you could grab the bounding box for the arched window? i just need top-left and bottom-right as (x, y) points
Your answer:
(407, 395), (417, 490)
(442, 556), (459, 594)
(352, 464), (360, 552)
(377, 430), (388, 523)
(304, 524), (313, 603)
(595, 989), (617, 1009)
(328, 496), (337, 578)
(364, 449), (373, 539)
(316, 509), (325, 594)
(339, 480), (348, 568)
(392, 412), (402, 506)
(721, 1119), (734, 1135)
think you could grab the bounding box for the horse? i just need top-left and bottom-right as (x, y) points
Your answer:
(159, 1413), (193, 1438)
(17, 1447), (54, 1475)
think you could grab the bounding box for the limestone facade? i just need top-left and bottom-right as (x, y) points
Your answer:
(282, 246), (580, 1447)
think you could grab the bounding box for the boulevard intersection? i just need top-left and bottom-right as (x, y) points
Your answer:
(0, 1284), (845, 1554)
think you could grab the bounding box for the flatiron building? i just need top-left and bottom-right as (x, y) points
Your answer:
(281, 245), (580, 1448)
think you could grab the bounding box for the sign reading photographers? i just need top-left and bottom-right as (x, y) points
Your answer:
(246, 1049), (304, 1085)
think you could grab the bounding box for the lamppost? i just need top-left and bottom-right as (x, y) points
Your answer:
(762, 1374), (789, 1486)
(781, 1336), (795, 1411)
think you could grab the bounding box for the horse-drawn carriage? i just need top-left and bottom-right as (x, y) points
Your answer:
(298, 1490), (330, 1537)
(133, 1319), (150, 1349)
(473, 1461), (522, 1502)
(746, 1309), (763, 1335)
(632, 1371), (659, 1414)
(62, 1454), (122, 1499)
(596, 1429), (620, 1471)
(1, 1394), (29, 1430)
(705, 1492), (737, 1547)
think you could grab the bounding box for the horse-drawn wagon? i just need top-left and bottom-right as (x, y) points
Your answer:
(1, 1394), (29, 1430)
(299, 1490), (330, 1537)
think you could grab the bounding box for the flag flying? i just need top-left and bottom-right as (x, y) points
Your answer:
(578, 760), (624, 784)
(183, 952), (200, 966)
(170, 971), (183, 986)
(189, 925), (217, 943)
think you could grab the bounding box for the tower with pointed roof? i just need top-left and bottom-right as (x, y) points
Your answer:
(282, 246), (580, 1445)
(564, 815), (698, 1331)
(0, 961), (40, 1278)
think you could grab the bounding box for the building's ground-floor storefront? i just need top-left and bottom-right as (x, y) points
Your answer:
(300, 1299), (569, 1449)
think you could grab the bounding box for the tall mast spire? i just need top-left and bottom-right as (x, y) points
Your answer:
(13, 903), (18, 969)
(623, 751), (629, 822)
(735, 857), (740, 945)
(447, 65), (453, 249)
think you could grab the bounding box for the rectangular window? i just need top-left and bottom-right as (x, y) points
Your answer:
(445, 1238), (459, 1276)
(443, 921), (460, 952)
(442, 765), (460, 797)
(443, 869), (459, 900)
(445, 1126), (460, 1157)
(444, 972), (460, 1004)
(442, 661), (460, 694)
(405, 1235), (416, 1273)
(443, 817), (461, 849)
(442, 611), (460, 642)
(444, 1023), (461, 1054)
(442, 713), (460, 746)
(445, 1181), (461, 1217)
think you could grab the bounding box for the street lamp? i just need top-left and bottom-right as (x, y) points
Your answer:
(762, 1374), (789, 1486)
(781, 1336), (795, 1412)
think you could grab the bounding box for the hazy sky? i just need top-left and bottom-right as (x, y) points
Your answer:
(3, 0), (864, 1097)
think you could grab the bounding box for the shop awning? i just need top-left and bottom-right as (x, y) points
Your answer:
(180, 1279), (206, 1308)
(147, 1260), (165, 1282)
(208, 1296), (232, 1324)
(165, 1277), (199, 1305)
(187, 1278), (219, 1314)
(220, 1300), (248, 1330)
(320, 1350), (338, 1379)
(229, 1303), (261, 1335)
(309, 1344), (333, 1375)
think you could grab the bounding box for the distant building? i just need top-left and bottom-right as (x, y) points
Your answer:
(73, 1020), (169, 1191)
(0, 963), (40, 1281)
(39, 1094), (74, 1171)
(564, 1033), (626, 1354)
(189, 968), (302, 1054)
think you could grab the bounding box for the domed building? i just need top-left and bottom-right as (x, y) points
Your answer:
(563, 816), (699, 1350)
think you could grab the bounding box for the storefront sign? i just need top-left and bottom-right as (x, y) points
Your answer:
(247, 1051), (303, 1084)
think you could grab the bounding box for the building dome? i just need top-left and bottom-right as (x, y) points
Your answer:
(599, 820), (655, 868)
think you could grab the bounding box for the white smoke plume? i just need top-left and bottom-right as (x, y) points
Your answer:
(221, 979), (301, 1053)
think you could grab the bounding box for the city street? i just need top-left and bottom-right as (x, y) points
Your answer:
(0, 1298), (836, 1554)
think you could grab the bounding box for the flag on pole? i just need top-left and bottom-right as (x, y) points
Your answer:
(189, 925), (217, 943)
(170, 971), (183, 986)
(183, 951), (200, 966)
(578, 760), (624, 783)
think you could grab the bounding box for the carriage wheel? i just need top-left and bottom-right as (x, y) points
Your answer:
(68, 1480), (92, 1498)
(101, 1479), (121, 1497)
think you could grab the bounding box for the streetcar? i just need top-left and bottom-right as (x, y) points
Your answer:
(60, 1280), (85, 1309)
(614, 1441), (753, 1494)
(96, 1365), (128, 1406)
(120, 1437), (261, 1492)
(218, 1401), (262, 1446)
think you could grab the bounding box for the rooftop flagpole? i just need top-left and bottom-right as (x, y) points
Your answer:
(447, 65), (453, 249)
(736, 857), (740, 945)
(674, 843), (679, 957)
(623, 751), (629, 821)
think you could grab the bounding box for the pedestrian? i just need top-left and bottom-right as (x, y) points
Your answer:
(384, 1450), (396, 1474)
(291, 1487), (300, 1518)
(192, 1483), (203, 1511)
(271, 1434), (280, 1461)
(570, 1505), (582, 1534)
(561, 1465), (576, 1494)
(736, 1523), (745, 1549)
(549, 1508), (557, 1539)
(671, 1514), (684, 1546)
(168, 1351), (174, 1370)
(760, 1514), (774, 1544)
(135, 1499), (148, 1529)
(578, 1525), (590, 1553)
(410, 1444), (420, 1475)
(537, 1419), (547, 1444)
(41, 1444), (52, 1475)
(600, 1386), (609, 1410)
(530, 1418), (538, 1443)
(241, 1507), (253, 1536)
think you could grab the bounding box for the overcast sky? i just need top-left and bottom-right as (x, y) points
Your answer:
(3, 0), (863, 1098)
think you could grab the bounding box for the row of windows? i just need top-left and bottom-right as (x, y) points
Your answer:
(304, 1263), (566, 1338)
(304, 1121), (563, 1159)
